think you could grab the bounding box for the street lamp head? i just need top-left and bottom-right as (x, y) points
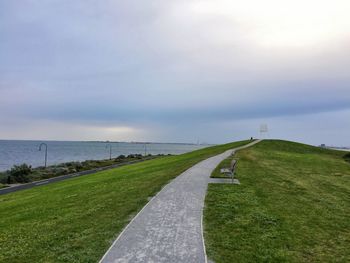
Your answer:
(39, 142), (47, 151)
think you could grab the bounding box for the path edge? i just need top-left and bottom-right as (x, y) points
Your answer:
(201, 139), (262, 263)
(99, 139), (262, 262)
(99, 180), (169, 263)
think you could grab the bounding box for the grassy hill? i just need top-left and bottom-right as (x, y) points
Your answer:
(0, 140), (250, 263)
(204, 140), (350, 263)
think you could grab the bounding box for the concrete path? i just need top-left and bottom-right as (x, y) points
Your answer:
(209, 178), (240, 184)
(100, 140), (261, 263)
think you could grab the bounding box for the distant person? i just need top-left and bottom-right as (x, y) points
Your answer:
(250, 137), (253, 140)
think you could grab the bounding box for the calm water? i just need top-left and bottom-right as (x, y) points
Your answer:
(0, 140), (208, 171)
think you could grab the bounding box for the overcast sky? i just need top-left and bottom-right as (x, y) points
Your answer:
(1, 0), (350, 145)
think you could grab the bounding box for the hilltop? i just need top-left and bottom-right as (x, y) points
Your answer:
(205, 140), (350, 262)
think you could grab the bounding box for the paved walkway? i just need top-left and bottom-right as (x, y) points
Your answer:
(100, 140), (261, 263)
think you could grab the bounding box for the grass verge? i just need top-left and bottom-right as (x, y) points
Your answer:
(0, 140), (250, 263)
(0, 154), (159, 185)
(211, 154), (236, 178)
(204, 140), (350, 263)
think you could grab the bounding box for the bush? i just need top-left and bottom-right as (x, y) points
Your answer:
(344, 153), (350, 162)
(74, 162), (83, 171)
(0, 172), (9, 184)
(50, 167), (70, 175)
(65, 162), (75, 167)
(8, 164), (32, 183)
(116, 155), (126, 160)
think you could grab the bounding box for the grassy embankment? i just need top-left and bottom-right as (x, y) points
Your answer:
(0, 140), (250, 263)
(0, 154), (157, 185)
(204, 140), (350, 263)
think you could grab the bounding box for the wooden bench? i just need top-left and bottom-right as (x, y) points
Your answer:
(220, 159), (237, 183)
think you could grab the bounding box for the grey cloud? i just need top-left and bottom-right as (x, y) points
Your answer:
(0, 0), (350, 144)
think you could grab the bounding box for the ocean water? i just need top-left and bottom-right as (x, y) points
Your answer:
(0, 140), (208, 172)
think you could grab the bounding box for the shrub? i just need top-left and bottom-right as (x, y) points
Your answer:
(50, 167), (70, 175)
(0, 172), (9, 184)
(65, 162), (75, 167)
(344, 153), (350, 162)
(71, 162), (83, 171)
(116, 155), (126, 160)
(9, 164), (32, 183)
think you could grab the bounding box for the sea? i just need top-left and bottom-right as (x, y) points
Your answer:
(0, 140), (208, 172)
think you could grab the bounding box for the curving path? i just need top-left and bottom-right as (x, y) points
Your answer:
(100, 140), (261, 263)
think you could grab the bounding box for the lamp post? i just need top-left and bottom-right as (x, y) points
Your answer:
(38, 143), (48, 168)
(106, 144), (112, 160)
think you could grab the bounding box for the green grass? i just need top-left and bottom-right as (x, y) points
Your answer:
(211, 154), (236, 178)
(0, 140), (250, 263)
(0, 154), (157, 185)
(204, 140), (350, 263)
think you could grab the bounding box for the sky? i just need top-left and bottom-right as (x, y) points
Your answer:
(1, 0), (350, 146)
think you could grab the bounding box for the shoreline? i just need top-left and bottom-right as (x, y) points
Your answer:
(0, 156), (159, 195)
